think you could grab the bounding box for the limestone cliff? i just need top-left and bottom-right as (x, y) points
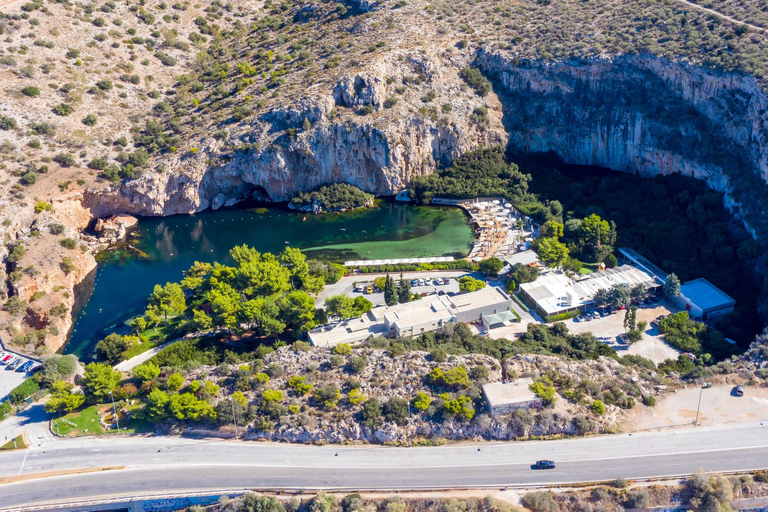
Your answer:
(84, 52), (768, 244)
(84, 50), (507, 216)
(476, 51), (768, 241)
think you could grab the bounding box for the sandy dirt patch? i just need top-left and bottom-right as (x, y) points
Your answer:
(622, 385), (768, 431)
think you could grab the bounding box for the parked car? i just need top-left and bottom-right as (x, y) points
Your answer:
(418, 279), (425, 286)
(735, 384), (745, 397)
(365, 286), (373, 294)
(8, 358), (22, 370)
(18, 361), (34, 373)
(599, 308), (609, 317)
(411, 280), (419, 287)
(1, 354), (11, 364)
(590, 310), (601, 319)
(424, 278), (432, 286)
(576, 315), (587, 322)
(532, 460), (556, 470)
(617, 334), (630, 344)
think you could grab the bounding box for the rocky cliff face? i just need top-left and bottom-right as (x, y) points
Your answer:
(84, 49), (507, 217)
(84, 52), (768, 244)
(477, 51), (768, 241)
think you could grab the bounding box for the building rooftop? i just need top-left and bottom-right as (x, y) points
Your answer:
(574, 264), (657, 297)
(482, 379), (537, 408)
(519, 265), (658, 316)
(519, 271), (588, 316)
(680, 278), (736, 312)
(503, 250), (541, 267)
(482, 310), (518, 328)
(308, 287), (513, 347)
(445, 286), (512, 313)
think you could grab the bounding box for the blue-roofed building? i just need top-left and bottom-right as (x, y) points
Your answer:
(673, 278), (736, 321)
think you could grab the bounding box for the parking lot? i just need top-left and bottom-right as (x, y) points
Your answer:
(563, 301), (681, 363)
(316, 270), (471, 307)
(0, 351), (37, 401)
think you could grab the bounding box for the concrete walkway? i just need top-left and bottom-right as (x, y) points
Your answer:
(114, 339), (176, 372)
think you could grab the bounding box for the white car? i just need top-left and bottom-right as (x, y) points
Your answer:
(424, 278), (432, 286)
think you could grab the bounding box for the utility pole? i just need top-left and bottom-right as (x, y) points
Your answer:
(694, 384), (709, 425)
(229, 396), (238, 438)
(407, 402), (412, 447)
(109, 390), (120, 433)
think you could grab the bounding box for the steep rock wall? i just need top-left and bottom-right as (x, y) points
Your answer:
(477, 51), (768, 241)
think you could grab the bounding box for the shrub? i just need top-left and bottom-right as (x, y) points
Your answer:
(0, 116), (17, 130)
(59, 238), (77, 249)
(82, 113), (98, 126)
(9, 378), (40, 404)
(21, 86), (40, 97)
(52, 103), (73, 116)
(521, 491), (557, 512)
(53, 153), (76, 167)
(460, 67), (492, 96)
(383, 396), (409, 425)
(333, 343), (352, 355)
(21, 171), (37, 185)
(413, 392), (431, 411)
(591, 400), (606, 415)
(347, 354), (367, 374)
(95, 79), (113, 91)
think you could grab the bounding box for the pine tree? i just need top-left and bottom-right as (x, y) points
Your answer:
(397, 273), (411, 303)
(384, 274), (398, 306)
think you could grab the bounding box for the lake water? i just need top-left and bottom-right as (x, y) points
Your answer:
(65, 200), (474, 359)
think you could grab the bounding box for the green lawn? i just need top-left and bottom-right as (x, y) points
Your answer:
(53, 405), (105, 436)
(0, 435), (28, 451)
(579, 263), (600, 275)
(53, 403), (151, 437)
(121, 319), (180, 361)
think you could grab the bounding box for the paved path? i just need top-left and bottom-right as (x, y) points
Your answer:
(114, 340), (176, 372)
(0, 421), (767, 508)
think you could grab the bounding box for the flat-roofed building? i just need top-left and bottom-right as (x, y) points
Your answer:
(519, 264), (658, 318)
(482, 379), (541, 416)
(307, 287), (514, 348)
(673, 278), (736, 321)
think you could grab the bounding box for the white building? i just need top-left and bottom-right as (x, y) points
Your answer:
(482, 379), (541, 416)
(673, 278), (736, 321)
(308, 287), (514, 348)
(519, 264), (658, 318)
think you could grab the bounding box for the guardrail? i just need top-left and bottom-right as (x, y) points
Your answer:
(4, 468), (768, 512)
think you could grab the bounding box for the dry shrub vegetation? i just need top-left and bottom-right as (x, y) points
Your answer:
(181, 471), (768, 511)
(2, 0), (768, 200)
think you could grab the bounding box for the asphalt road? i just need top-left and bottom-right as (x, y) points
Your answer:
(1, 421), (768, 508)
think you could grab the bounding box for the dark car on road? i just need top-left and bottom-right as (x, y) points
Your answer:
(532, 460), (556, 470)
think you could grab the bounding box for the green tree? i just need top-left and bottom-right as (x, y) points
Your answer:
(166, 372), (184, 391)
(384, 274), (398, 306)
(664, 273), (681, 298)
(383, 396), (409, 425)
(132, 362), (161, 383)
(145, 388), (169, 420)
(412, 392), (431, 411)
(148, 282), (186, 324)
(82, 363), (121, 399)
(360, 398), (382, 428)
(44, 381), (85, 413)
(397, 274), (411, 303)
(603, 253), (618, 268)
(458, 276), (485, 292)
(535, 237), (569, 268)
(240, 494), (286, 512)
(479, 257), (504, 276)
(591, 400), (606, 415)
(529, 379), (557, 406)
(624, 305), (638, 332)
(278, 290), (317, 336)
(95, 333), (138, 364)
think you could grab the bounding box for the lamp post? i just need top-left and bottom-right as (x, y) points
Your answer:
(694, 383), (710, 425)
(407, 402), (412, 447)
(229, 396), (238, 438)
(109, 390), (120, 433)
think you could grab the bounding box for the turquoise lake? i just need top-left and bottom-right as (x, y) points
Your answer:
(65, 200), (474, 359)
